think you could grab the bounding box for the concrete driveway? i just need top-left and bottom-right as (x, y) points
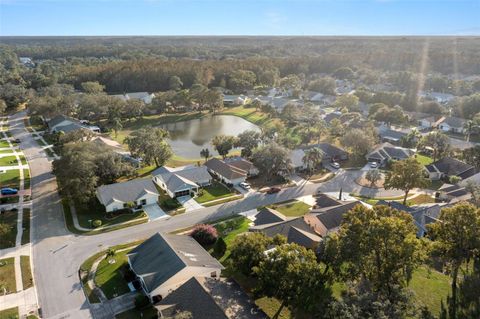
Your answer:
(143, 204), (167, 221)
(177, 195), (204, 212)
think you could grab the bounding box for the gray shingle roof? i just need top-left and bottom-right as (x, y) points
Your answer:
(153, 166), (212, 192)
(427, 157), (475, 179)
(311, 201), (360, 236)
(442, 116), (466, 128)
(307, 143), (348, 160)
(254, 207), (287, 226)
(128, 233), (224, 293)
(367, 143), (413, 161)
(314, 193), (343, 208)
(96, 178), (158, 206)
(205, 158), (247, 180)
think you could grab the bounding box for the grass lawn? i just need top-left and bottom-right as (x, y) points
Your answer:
(211, 216), (250, 262)
(268, 200), (312, 217)
(0, 155), (19, 166)
(428, 179), (444, 191)
(0, 169), (20, 188)
(23, 169), (30, 189)
(0, 210), (17, 249)
(75, 200), (148, 229)
(21, 208), (31, 245)
(94, 250), (132, 299)
(406, 194), (436, 205)
(19, 154), (27, 165)
(342, 156), (368, 169)
(0, 257), (16, 294)
(20, 255), (34, 289)
(409, 266), (450, 315)
(115, 306), (158, 319)
(0, 149), (14, 154)
(415, 154), (434, 166)
(0, 307), (19, 319)
(219, 105), (273, 126)
(195, 182), (234, 204)
(0, 139), (10, 148)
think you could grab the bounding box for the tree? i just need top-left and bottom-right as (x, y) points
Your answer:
(333, 67), (355, 80)
(329, 118), (345, 137)
(365, 169), (382, 187)
(230, 232), (273, 276)
(384, 158), (430, 205)
(236, 130), (261, 158)
(80, 81), (105, 94)
(428, 203), (480, 319)
(228, 70), (256, 92)
(200, 148), (210, 162)
(401, 129), (421, 148)
(302, 147), (324, 173)
(211, 135), (236, 159)
(334, 94), (359, 112)
(168, 75), (183, 91)
(124, 127), (173, 167)
(308, 77), (336, 95)
(461, 145), (480, 169)
(418, 131), (451, 162)
(340, 128), (375, 159)
(123, 99), (145, 121)
(326, 205), (425, 299)
(190, 224), (218, 246)
(0, 99), (6, 114)
(370, 105), (407, 125)
(254, 243), (329, 316)
(463, 113), (480, 142)
(252, 143), (291, 179)
(464, 181), (480, 205)
(0, 223), (10, 240)
(213, 237), (227, 257)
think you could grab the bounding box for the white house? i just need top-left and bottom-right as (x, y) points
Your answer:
(152, 165), (212, 198)
(111, 92), (155, 104)
(96, 178), (159, 212)
(47, 115), (100, 134)
(438, 117), (466, 134)
(223, 94), (248, 106)
(205, 158), (251, 185)
(127, 232), (224, 303)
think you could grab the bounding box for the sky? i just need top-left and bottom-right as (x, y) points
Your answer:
(0, 0), (479, 36)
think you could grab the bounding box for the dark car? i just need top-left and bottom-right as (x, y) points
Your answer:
(13, 139), (21, 144)
(266, 187), (281, 194)
(1, 188), (18, 195)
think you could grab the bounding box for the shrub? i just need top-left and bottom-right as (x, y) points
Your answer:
(213, 237), (227, 257)
(190, 224), (218, 246)
(134, 294), (150, 310)
(92, 219), (102, 228)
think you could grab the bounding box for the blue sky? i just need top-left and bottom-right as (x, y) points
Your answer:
(0, 0), (479, 36)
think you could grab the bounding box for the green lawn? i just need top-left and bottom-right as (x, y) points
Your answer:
(406, 194), (436, 206)
(0, 155), (19, 166)
(75, 200), (148, 229)
(415, 154), (434, 166)
(212, 216), (250, 262)
(19, 154), (27, 165)
(0, 169), (20, 188)
(409, 266), (451, 315)
(195, 182), (234, 204)
(20, 255), (34, 289)
(115, 306), (158, 319)
(219, 105), (272, 126)
(94, 250), (132, 299)
(268, 200), (311, 217)
(0, 257), (17, 294)
(0, 139), (10, 148)
(0, 307), (19, 319)
(0, 149), (14, 154)
(23, 168), (30, 189)
(21, 208), (31, 245)
(0, 210), (17, 249)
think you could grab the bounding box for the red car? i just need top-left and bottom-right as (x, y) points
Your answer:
(266, 187), (281, 194)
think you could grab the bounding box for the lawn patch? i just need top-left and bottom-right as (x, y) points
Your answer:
(406, 194), (435, 206)
(21, 208), (31, 245)
(195, 182), (234, 204)
(75, 200), (148, 229)
(211, 216), (250, 262)
(201, 194), (243, 207)
(219, 105), (272, 126)
(0, 169), (20, 188)
(415, 154), (434, 166)
(0, 307), (19, 319)
(23, 169), (30, 189)
(0, 139), (10, 148)
(409, 265), (450, 315)
(20, 255), (34, 289)
(0, 210), (17, 249)
(0, 155), (18, 166)
(0, 257), (16, 294)
(94, 250), (132, 299)
(268, 200), (311, 217)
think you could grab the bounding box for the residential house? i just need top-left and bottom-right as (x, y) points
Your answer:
(250, 198), (361, 249)
(47, 115), (100, 134)
(205, 157), (256, 185)
(127, 232), (224, 303)
(255, 96), (301, 113)
(425, 157), (476, 181)
(376, 200), (442, 237)
(19, 57), (35, 67)
(223, 94), (248, 106)
(111, 92), (155, 104)
(436, 183), (472, 203)
(289, 143), (348, 171)
(323, 111), (342, 125)
(152, 165), (212, 198)
(224, 157), (259, 176)
(377, 126), (408, 145)
(366, 142), (414, 166)
(438, 117), (467, 134)
(96, 178), (159, 213)
(420, 91), (456, 104)
(405, 112), (444, 130)
(156, 277), (266, 319)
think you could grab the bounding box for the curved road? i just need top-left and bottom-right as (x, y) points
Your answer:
(9, 111), (403, 319)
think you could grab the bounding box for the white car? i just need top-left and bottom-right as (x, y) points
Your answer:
(239, 182), (251, 190)
(369, 162), (378, 168)
(330, 162), (340, 169)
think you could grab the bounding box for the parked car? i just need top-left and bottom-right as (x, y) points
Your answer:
(13, 139), (21, 144)
(330, 162), (340, 169)
(369, 162), (379, 168)
(1, 188), (18, 195)
(239, 182), (251, 190)
(267, 187), (281, 194)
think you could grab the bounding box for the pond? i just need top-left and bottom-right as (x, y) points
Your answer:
(159, 115), (261, 159)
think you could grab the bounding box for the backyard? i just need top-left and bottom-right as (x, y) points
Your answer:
(0, 169), (20, 188)
(409, 265), (450, 315)
(0, 210), (17, 249)
(268, 200), (312, 217)
(0, 257), (16, 295)
(195, 181), (235, 204)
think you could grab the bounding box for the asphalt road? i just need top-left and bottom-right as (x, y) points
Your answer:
(9, 111), (404, 319)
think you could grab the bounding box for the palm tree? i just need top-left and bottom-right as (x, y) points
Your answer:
(302, 147), (324, 173)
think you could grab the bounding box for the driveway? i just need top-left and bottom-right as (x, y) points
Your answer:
(177, 195), (204, 212)
(143, 204), (167, 221)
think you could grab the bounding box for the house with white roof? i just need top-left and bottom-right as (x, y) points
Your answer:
(438, 117), (467, 134)
(223, 94), (248, 106)
(111, 92), (155, 104)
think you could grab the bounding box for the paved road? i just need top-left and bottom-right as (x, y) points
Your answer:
(10, 111), (404, 319)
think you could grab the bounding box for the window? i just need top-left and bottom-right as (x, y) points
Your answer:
(211, 271), (217, 278)
(140, 199), (147, 206)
